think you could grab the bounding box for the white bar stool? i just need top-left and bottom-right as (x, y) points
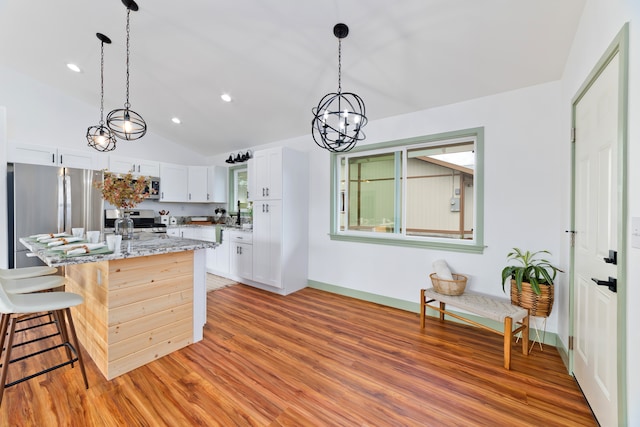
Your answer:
(0, 266), (58, 280)
(0, 283), (88, 405)
(1, 276), (65, 294)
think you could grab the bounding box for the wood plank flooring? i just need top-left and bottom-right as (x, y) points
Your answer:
(0, 284), (596, 426)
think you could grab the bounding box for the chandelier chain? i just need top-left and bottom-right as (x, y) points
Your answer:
(337, 38), (342, 94)
(125, 8), (131, 109)
(99, 40), (105, 125)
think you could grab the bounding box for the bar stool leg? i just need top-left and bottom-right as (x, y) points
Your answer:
(0, 314), (9, 359)
(63, 308), (88, 389)
(0, 316), (18, 406)
(52, 310), (74, 367)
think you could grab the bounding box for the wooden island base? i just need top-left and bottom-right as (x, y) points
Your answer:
(65, 251), (197, 380)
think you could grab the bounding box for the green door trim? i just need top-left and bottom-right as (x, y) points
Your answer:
(569, 22), (629, 425)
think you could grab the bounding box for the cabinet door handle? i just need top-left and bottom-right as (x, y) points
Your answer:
(266, 203), (269, 213)
(189, 193), (192, 200)
(137, 165), (140, 173)
(59, 154), (63, 164)
(52, 154), (56, 164)
(266, 187), (269, 197)
(132, 163), (136, 173)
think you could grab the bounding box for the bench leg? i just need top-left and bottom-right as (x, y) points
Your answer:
(504, 317), (513, 370)
(521, 315), (529, 355)
(420, 289), (426, 328)
(439, 303), (446, 321)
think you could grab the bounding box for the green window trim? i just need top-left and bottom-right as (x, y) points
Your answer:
(329, 127), (485, 254)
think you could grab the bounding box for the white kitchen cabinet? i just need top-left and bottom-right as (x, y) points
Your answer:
(208, 229), (229, 276)
(159, 162), (188, 202)
(248, 147), (308, 295)
(229, 230), (252, 280)
(207, 165), (227, 203)
(188, 166), (208, 202)
(8, 143), (95, 170)
(250, 147), (282, 200)
(252, 200), (282, 287)
(109, 155), (160, 176)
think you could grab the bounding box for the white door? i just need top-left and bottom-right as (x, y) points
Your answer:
(573, 53), (620, 427)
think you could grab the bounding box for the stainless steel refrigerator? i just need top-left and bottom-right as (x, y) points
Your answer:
(7, 163), (104, 268)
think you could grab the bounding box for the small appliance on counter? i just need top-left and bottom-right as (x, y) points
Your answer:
(104, 209), (167, 233)
(213, 208), (226, 224)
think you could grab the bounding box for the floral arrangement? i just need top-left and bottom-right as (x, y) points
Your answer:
(94, 171), (151, 208)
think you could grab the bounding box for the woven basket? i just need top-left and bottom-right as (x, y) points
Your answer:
(510, 279), (554, 317)
(430, 273), (467, 296)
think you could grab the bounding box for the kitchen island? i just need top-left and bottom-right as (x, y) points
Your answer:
(19, 233), (216, 380)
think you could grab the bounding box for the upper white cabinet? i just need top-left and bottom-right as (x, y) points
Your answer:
(109, 155), (160, 177)
(250, 147), (282, 200)
(159, 162), (188, 202)
(207, 165), (227, 203)
(8, 143), (94, 170)
(188, 166), (208, 202)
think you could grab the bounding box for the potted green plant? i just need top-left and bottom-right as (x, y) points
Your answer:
(501, 248), (563, 317)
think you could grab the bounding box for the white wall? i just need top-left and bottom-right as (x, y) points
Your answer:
(284, 81), (565, 331)
(560, 0), (638, 424)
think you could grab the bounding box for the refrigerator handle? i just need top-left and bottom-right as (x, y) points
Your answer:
(57, 174), (65, 232)
(65, 174), (72, 233)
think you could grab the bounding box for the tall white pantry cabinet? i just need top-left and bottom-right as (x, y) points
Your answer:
(249, 147), (308, 295)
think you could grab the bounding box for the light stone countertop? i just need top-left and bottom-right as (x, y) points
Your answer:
(19, 233), (217, 267)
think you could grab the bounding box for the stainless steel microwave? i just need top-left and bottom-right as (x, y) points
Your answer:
(145, 177), (160, 200)
(112, 175), (160, 200)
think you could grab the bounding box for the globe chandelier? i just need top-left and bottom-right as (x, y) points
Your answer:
(311, 23), (368, 153)
(87, 33), (117, 152)
(107, 0), (147, 141)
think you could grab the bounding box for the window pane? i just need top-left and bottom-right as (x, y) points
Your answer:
(232, 167), (248, 211)
(406, 142), (474, 239)
(340, 152), (401, 233)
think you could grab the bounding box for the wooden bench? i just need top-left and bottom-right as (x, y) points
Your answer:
(420, 288), (529, 369)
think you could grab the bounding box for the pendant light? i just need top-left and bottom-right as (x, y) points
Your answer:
(107, 0), (147, 140)
(87, 33), (117, 152)
(311, 23), (368, 153)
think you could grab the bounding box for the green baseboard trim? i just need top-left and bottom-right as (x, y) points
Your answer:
(307, 280), (559, 347)
(555, 338), (571, 373)
(308, 280), (419, 312)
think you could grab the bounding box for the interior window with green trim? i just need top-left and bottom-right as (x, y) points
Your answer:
(331, 128), (484, 253)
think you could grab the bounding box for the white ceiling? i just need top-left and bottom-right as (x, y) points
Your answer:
(0, 0), (585, 157)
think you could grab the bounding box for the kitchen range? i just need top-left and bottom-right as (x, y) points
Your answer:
(104, 209), (167, 233)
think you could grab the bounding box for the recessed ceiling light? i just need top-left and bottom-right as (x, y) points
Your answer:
(220, 93), (232, 103)
(66, 63), (81, 73)
(171, 117), (181, 124)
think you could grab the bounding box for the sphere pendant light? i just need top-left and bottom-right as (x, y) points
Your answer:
(107, 0), (147, 141)
(87, 33), (117, 152)
(311, 23), (367, 153)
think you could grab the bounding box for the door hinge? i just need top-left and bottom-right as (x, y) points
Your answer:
(565, 230), (576, 247)
(568, 336), (574, 350)
(571, 127), (576, 143)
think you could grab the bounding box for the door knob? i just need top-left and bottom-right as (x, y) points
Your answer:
(603, 250), (617, 265)
(591, 276), (617, 293)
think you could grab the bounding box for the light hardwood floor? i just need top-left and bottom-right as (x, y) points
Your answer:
(0, 284), (595, 426)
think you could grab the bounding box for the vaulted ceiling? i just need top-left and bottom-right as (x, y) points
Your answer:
(0, 0), (585, 157)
